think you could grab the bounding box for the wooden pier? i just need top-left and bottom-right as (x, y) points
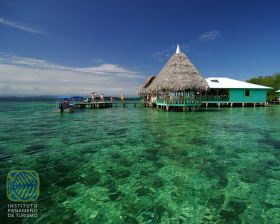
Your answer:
(75, 102), (112, 109)
(74, 101), (149, 109)
(113, 102), (149, 107)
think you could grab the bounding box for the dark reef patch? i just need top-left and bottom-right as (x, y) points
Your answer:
(24, 143), (45, 154)
(220, 200), (246, 223)
(0, 152), (12, 162)
(259, 133), (280, 150)
(208, 194), (225, 209)
(82, 171), (101, 186)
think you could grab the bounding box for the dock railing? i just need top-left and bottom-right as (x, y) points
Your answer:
(156, 97), (200, 105)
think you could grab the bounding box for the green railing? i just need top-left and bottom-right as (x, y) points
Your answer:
(156, 97), (200, 105)
(156, 96), (229, 104)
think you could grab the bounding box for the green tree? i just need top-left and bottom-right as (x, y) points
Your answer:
(247, 73), (280, 101)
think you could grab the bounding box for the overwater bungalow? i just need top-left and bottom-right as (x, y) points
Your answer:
(144, 45), (209, 111)
(140, 45), (272, 111)
(203, 77), (272, 107)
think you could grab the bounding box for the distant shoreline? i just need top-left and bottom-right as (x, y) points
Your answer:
(0, 96), (141, 102)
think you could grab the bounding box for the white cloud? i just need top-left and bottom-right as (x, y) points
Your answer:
(0, 53), (144, 96)
(74, 64), (140, 77)
(0, 17), (47, 35)
(199, 30), (220, 42)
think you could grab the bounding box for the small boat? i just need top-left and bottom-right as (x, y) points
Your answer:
(54, 96), (83, 113)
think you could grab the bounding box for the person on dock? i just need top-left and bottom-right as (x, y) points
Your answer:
(95, 93), (99, 101)
(111, 96), (114, 102)
(94, 92), (99, 102)
(92, 92), (95, 102)
(100, 93), (104, 102)
(121, 93), (125, 102)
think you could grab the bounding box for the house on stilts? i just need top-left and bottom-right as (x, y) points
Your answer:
(203, 77), (272, 107)
(142, 45), (209, 111)
(139, 45), (273, 111)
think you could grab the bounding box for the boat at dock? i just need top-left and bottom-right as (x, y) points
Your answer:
(54, 96), (84, 113)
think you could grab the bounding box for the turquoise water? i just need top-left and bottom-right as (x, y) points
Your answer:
(1, 99), (280, 223)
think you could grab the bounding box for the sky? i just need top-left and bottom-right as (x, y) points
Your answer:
(0, 0), (280, 96)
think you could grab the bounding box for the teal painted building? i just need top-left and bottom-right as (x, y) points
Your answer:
(204, 77), (272, 105)
(228, 89), (267, 103)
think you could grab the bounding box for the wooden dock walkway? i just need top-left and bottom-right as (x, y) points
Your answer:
(113, 102), (149, 107)
(74, 101), (149, 109)
(75, 102), (112, 109)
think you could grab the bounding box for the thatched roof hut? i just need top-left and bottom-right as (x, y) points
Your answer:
(149, 45), (209, 93)
(138, 75), (156, 96)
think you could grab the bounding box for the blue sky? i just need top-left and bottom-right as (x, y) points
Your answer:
(0, 0), (280, 96)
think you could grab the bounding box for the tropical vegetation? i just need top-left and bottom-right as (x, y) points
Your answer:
(247, 73), (280, 101)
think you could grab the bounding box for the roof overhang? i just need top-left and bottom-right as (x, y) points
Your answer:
(205, 77), (272, 89)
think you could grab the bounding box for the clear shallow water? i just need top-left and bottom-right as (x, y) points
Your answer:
(0, 99), (280, 224)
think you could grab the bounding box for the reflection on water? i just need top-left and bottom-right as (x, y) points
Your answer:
(0, 100), (280, 223)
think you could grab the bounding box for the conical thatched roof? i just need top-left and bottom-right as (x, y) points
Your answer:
(149, 46), (209, 93)
(138, 75), (156, 96)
